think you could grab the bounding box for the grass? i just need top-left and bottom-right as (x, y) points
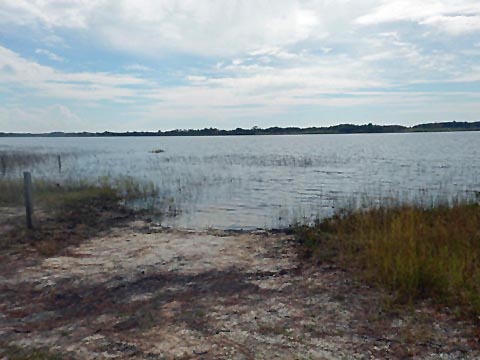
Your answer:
(0, 151), (59, 174)
(0, 176), (170, 257)
(0, 176), (162, 208)
(296, 202), (480, 318)
(0, 344), (65, 360)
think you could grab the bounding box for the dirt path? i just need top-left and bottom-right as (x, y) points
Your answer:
(0, 221), (478, 359)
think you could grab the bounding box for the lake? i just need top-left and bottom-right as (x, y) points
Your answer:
(1, 132), (479, 230)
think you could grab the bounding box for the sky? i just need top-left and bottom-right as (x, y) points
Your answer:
(0, 0), (479, 132)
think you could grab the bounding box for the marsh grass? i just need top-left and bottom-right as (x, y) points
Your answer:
(0, 176), (172, 256)
(0, 176), (162, 208)
(0, 179), (126, 256)
(0, 151), (58, 175)
(296, 202), (480, 317)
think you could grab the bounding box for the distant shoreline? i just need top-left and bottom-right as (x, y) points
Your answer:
(1, 120), (479, 137)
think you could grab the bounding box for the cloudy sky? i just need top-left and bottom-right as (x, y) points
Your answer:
(0, 0), (479, 132)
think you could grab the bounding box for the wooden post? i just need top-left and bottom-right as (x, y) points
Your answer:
(23, 172), (33, 229)
(57, 155), (62, 173)
(1, 156), (5, 176)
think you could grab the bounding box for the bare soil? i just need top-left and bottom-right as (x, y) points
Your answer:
(0, 221), (479, 359)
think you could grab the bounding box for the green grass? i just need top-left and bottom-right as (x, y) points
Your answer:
(296, 203), (480, 317)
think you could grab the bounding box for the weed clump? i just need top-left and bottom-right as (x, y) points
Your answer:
(296, 203), (480, 317)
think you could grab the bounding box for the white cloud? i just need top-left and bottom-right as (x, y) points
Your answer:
(0, 43), (389, 107)
(249, 46), (300, 60)
(0, 0), (100, 28)
(93, 1), (324, 56)
(360, 32), (461, 79)
(123, 64), (151, 72)
(448, 66), (480, 83)
(1, 1), (478, 59)
(0, 104), (83, 132)
(143, 56), (387, 118)
(35, 48), (64, 62)
(420, 15), (480, 35)
(0, 38), (475, 129)
(186, 75), (207, 82)
(0, 46), (149, 101)
(0, 0), (371, 57)
(357, 0), (480, 35)
(42, 34), (66, 46)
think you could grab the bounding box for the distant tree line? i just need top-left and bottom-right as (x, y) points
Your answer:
(1, 121), (479, 137)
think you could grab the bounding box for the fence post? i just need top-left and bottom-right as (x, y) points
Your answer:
(1, 156), (5, 176)
(23, 171), (33, 229)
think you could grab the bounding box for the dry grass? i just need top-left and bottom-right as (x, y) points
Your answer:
(296, 203), (480, 317)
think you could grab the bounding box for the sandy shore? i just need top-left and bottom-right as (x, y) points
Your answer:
(0, 220), (479, 359)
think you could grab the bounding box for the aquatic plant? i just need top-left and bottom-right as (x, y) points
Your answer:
(1, 151), (49, 174)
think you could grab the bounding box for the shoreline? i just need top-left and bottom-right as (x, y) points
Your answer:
(1, 214), (479, 359)
(1, 121), (480, 138)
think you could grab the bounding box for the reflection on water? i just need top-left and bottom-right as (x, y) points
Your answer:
(1, 132), (479, 230)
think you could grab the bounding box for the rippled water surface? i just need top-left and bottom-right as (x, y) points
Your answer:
(1, 132), (479, 229)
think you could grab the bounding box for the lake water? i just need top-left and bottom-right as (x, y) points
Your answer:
(1, 132), (479, 230)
